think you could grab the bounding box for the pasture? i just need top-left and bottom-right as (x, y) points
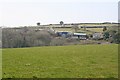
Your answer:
(2, 44), (118, 78)
(86, 28), (103, 33)
(54, 27), (103, 34)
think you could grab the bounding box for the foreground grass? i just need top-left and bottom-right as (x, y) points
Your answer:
(2, 44), (118, 78)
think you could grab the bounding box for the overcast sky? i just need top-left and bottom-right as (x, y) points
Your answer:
(0, 0), (119, 27)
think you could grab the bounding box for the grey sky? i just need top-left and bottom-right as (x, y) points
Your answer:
(0, 0), (119, 27)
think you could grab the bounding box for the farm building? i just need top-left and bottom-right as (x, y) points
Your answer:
(73, 33), (87, 40)
(93, 32), (103, 40)
(56, 31), (72, 38)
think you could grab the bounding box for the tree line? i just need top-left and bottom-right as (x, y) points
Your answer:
(2, 27), (79, 48)
(2, 25), (120, 48)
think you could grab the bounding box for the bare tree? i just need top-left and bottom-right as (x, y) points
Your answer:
(2, 28), (53, 48)
(50, 37), (66, 46)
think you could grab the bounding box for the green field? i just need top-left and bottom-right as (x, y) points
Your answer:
(2, 44), (118, 78)
(86, 28), (103, 32)
(54, 27), (103, 35)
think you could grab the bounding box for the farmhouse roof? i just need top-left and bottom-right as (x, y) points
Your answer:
(74, 33), (86, 36)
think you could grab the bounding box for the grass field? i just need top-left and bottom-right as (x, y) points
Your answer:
(86, 28), (103, 33)
(54, 27), (103, 34)
(2, 44), (118, 78)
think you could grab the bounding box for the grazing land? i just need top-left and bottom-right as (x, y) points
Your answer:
(2, 44), (118, 78)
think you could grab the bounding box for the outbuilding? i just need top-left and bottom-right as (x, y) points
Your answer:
(56, 31), (72, 38)
(92, 32), (103, 40)
(73, 33), (87, 40)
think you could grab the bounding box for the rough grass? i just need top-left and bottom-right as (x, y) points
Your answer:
(86, 28), (103, 32)
(54, 27), (103, 34)
(2, 44), (118, 78)
(54, 28), (73, 31)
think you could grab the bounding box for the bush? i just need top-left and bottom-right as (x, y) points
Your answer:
(103, 29), (120, 44)
(50, 37), (66, 46)
(103, 31), (109, 40)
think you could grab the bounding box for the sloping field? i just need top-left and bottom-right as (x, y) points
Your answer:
(86, 28), (103, 32)
(2, 44), (118, 78)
